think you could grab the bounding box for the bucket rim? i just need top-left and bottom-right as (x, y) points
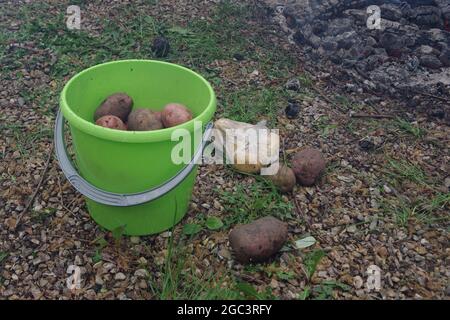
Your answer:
(60, 59), (216, 143)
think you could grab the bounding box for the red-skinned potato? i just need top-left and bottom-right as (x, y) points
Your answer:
(229, 216), (288, 264)
(95, 115), (127, 131)
(127, 108), (164, 131)
(161, 103), (192, 128)
(292, 147), (326, 186)
(153, 111), (163, 123)
(94, 93), (133, 122)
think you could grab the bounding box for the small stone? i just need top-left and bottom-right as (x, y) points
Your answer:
(18, 97), (25, 106)
(83, 223), (93, 231)
(130, 236), (140, 244)
(285, 78), (300, 91)
(444, 177), (450, 189)
(249, 70), (259, 78)
(359, 138), (375, 151)
(32, 257), (42, 266)
(346, 225), (357, 233)
(359, 136), (384, 151)
(218, 247), (232, 260)
(114, 272), (126, 281)
(383, 185), (392, 194)
(134, 269), (149, 278)
(103, 263), (115, 271)
(420, 55), (442, 69)
(270, 278), (279, 289)
(137, 257), (147, 265)
(201, 203), (210, 209)
(415, 246), (427, 255)
(353, 276), (363, 289)
(417, 45), (435, 55)
(138, 279), (148, 289)
(285, 102), (300, 119)
(337, 175), (354, 183)
(30, 287), (42, 299)
(152, 36), (170, 58)
(439, 49), (450, 67)
(160, 231), (172, 238)
(74, 255), (82, 265)
(233, 53), (244, 61)
(377, 247), (388, 258)
(285, 123), (295, 130)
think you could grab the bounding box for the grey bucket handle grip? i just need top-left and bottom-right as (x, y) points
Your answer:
(54, 109), (213, 207)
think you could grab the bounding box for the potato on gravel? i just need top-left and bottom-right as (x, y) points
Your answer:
(127, 108), (164, 131)
(95, 115), (127, 131)
(266, 164), (296, 193)
(94, 93), (133, 122)
(229, 216), (288, 264)
(292, 147), (326, 186)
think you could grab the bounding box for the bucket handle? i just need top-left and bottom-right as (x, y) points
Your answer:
(54, 109), (213, 207)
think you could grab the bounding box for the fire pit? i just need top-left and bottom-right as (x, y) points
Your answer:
(267, 0), (449, 105)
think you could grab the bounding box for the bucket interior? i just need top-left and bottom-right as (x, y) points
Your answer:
(62, 60), (214, 137)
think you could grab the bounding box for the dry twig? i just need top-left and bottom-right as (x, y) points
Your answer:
(14, 143), (54, 230)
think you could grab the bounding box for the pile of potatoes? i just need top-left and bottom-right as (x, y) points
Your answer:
(94, 93), (193, 131)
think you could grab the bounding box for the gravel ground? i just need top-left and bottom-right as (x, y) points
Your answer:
(0, 0), (449, 300)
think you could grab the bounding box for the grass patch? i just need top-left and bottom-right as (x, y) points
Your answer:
(381, 192), (450, 227)
(0, 124), (52, 158)
(149, 232), (271, 300)
(394, 118), (426, 138)
(303, 249), (325, 280)
(334, 95), (363, 112)
(30, 208), (56, 223)
(217, 179), (293, 228)
(0, 252), (8, 265)
(314, 115), (338, 138)
(220, 88), (286, 125)
(385, 158), (429, 187)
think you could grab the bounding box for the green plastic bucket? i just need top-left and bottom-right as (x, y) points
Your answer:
(54, 60), (216, 235)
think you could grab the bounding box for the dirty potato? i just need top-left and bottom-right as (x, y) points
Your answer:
(94, 93), (133, 122)
(95, 115), (127, 131)
(266, 164), (296, 193)
(292, 147), (326, 186)
(127, 108), (164, 131)
(229, 216), (288, 264)
(161, 103), (192, 128)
